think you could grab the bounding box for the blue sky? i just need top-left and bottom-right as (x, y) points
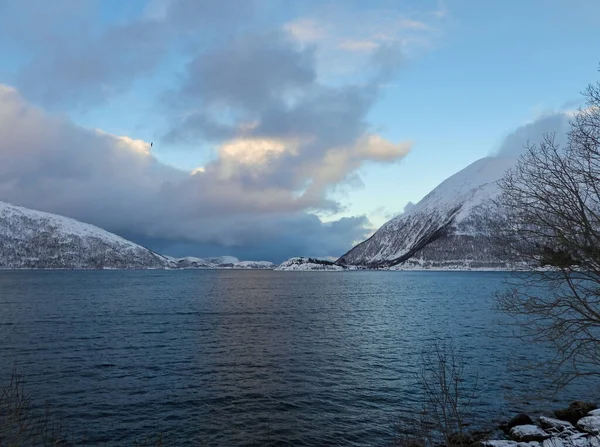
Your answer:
(0, 0), (598, 261)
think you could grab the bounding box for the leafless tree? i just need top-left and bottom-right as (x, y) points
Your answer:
(495, 72), (600, 391)
(395, 342), (477, 447)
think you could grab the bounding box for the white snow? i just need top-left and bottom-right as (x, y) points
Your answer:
(487, 435), (600, 447)
(485, 424), (600, 447)
(578, 417), (600, 435)
(541, 434), (600, 447)
(539, 416), (576, 432)
(588, 410), (600, 417)
(510, 425), (550, 442)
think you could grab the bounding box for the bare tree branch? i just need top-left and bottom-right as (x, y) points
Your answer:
(494, 72), (600, 392)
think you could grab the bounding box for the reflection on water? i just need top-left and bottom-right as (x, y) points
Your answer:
(0, 270), (590, 446)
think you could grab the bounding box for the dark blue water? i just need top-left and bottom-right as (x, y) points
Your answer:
(0, 270), (587, 446)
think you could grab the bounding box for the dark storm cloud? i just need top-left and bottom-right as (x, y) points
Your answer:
(124, 214), (371, 263)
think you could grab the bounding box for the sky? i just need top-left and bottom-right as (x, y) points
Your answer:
(0, 0), (598, 262)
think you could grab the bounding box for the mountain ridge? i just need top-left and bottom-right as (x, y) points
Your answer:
(0, 200), (273, 270)
(337, 156), (517, 268)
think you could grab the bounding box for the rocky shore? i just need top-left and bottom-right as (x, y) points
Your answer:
(456, 402), (600, 447)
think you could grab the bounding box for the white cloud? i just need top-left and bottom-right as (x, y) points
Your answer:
(94, 129), (152, 155)
(283, 18), (328, 44)
(218, 137), (298, 165)
(283, 3), (446, 73)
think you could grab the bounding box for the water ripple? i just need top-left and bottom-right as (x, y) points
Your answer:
(0, 270), (589, 446)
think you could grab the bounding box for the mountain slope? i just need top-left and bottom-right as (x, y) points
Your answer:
(337, 156), (517, 268)
(0, 201), (168, 269)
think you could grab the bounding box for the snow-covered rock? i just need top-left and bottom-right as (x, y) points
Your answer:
(540, 416), (577, 435)
(510, 425), (550, 442)
(578, 417), (600, 435)
(488, 427), (599, 447)
(0, 201), (169, 269)
(487, 434), (600, 447)
(275, 257), (344, 271)
(541, 434), (600, 447)
(588, 410), (600, 417)
(337, 156), (518, 269)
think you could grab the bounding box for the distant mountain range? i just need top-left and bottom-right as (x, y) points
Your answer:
(0, 156), (519, 270)
(337, 156), (517, 269)
(275, 257), (344, 271)
(0, 201), (273, 270)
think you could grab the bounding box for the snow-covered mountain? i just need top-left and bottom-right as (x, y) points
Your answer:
(232, 261), (275, 269)
(0, 201), (168, 269)
(168, 256), (216, 269)
(167, 256), (274, 269)
(337, 156), (517, 269)
(0, 201), (275, 270)
(276, 257), (345, 271)
(205, 256), (240, 265)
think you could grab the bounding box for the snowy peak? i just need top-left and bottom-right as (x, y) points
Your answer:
(337, 156), (517, 268)
(392, 156), (515, 224)
(0, 201), (167, 269)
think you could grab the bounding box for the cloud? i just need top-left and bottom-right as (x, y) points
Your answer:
(493, 112), (570, 157)
(173, 31), (316, 112)
(0, 84), (385, 262)
(283, 18), (328, 44)
(339, 40), (381, 53)
(163, 29), (411, 202)
(0, 1), (417, 261)
(282, 3), (444, 75)
(0, 0), (262, 108)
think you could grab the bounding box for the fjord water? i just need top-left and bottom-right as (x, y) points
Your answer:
(0, 271), (584, 445)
